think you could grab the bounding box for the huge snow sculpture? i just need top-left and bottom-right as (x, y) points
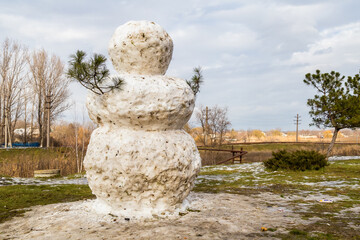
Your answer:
(84, 21), (201, 218)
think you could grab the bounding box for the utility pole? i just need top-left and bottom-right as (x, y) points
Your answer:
(45, 95), (52, 148)
(4, 111), (7, 148)
(205, 106), (208, 146)
(24, 93), (27, 144)
(294, 114), (301, 142)
(4, 108), (12, 148)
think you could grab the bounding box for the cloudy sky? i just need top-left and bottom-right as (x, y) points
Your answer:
(1, 0), (360, 131)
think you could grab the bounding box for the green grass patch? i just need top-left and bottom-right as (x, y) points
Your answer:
(279, 228), (342, 239)
(65, 173), (86, 179)
(289, 229), (308, 236)
(195, 160), (360, 239)
(0, 184), (95, 223)
(324, 188), (360, 200)
(198, 169), (239, 175)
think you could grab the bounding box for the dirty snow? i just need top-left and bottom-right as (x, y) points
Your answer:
(328, 156), (360, 161)
(0, 176), (88, 186)
(0, 192), (308, 240)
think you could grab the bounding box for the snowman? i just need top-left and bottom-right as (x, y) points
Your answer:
(84, 21), (201, 218)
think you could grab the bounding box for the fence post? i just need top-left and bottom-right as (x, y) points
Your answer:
(240, 147), (243, 163)
(232, 145), (235, 164)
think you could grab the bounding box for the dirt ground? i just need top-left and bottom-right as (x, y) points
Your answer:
(0, 192), (309, 240)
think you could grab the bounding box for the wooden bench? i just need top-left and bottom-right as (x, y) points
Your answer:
(34, 169), (60, 178)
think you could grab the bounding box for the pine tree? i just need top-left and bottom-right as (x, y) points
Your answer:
(186, 66), (203, 97)
(304, 70), (360, 156)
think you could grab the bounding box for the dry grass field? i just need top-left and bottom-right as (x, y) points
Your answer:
(200, 142), (360, 165)
(0, 141), (359, 177)
(0, 148), (79, 177)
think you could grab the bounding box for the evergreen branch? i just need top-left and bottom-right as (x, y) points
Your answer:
(67, 50), (123, 95)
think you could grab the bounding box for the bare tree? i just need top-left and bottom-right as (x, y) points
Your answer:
(196, 105), (231, 146)
(195, 105), (208, 145)
(28, 49), (71, 147)
(23, 90), (28, 143)
(208, 106), (231, 145)
(0, 39), (28, 145)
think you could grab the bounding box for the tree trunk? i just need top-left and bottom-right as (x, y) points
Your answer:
(38, 92), (43, 147)
(24, 96), (27, 143)
(43, 99), (47, 147)
(219, 132), (223, 146)
(1, 93), (4, 144)
(0, 93), (2, 143)
(75, 125), (79, 173)
(30, 96), (35, 142)
(327, 128), (339, 157)
(42, 108), (46, 147)
(81, 131), (85, 172)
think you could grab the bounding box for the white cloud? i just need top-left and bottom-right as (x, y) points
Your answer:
(215, 28), (259, 51)
(0, 13), (96, 42)
(289, 22), (360, 74)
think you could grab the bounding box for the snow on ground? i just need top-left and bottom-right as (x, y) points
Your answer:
(301, 180), (360, 189)
(328, 156), (360, 161)
(201, 162), (265, 172)
(0, 192), (308, 240)
(197, 158), (360, 189)
(0, 176), (88, 186)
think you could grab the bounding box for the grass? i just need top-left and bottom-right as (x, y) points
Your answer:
(198, 169), (239, 175)
(195, 159), (360, 191)
(194, 159), (360, 239)
(0, 184), (95, 223)
(0, 147), (78, 177)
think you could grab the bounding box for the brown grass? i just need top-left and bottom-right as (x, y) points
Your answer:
(199, 151), (234, 165)
(200, 142), (360, 165)
(0, 148), (80, 177)
(1, 143), (358, 176)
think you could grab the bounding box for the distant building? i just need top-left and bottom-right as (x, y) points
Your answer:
(14, 128), (40, 136)
(299, 135), (318, 139)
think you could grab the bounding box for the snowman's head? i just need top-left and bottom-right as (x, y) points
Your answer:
(108, 21), (173, 76)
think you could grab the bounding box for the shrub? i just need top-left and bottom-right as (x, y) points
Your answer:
(263, 150), (328, 171)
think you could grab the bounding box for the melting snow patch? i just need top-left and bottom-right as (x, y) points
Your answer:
(0, 176), (88, 186)
(328, 156), (360, 161)
(301, 180), (359, 189)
